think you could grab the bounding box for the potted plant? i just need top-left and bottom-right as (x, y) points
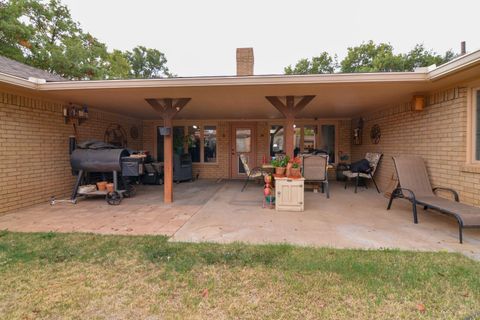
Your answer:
(173, 135), (185, 155)
(289, 157), (302, 178)
(271, 155), (289, 176)
(270, 158), (284, 175)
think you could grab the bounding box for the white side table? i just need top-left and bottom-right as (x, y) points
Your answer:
(275, 177), (305, 212)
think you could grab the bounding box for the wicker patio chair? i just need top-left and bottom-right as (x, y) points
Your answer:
(387, 155), (480, 243)
(302, 154), (330, 198)
(343, 152), (382, 193)
(240, 154), (268, 192)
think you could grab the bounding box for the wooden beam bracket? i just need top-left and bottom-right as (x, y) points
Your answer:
(265, 95), (315, 158)
(265, 95), (315, 118)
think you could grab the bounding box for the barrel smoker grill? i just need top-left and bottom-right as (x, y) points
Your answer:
(70, 148), (134, 205)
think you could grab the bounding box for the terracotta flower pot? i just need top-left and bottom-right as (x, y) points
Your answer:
(106, 183), (114, 193)
(96, 181), (107, 191)
(275, 167), (286, 175)
(290, 167), (301, 178)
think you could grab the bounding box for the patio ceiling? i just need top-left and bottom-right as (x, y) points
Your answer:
(2, 49), (480, 120)
(39, 78), (433, 120)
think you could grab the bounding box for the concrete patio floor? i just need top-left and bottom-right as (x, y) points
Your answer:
(0, 180), (223, 235)
(0, 179), (479, 259)
(173, 181), (480, 260)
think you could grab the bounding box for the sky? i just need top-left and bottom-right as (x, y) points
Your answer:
(61, 0), (480, 77)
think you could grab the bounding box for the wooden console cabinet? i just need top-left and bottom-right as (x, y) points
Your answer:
(275, 177), (305, 212)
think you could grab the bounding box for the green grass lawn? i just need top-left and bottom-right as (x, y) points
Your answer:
(0, 231), (479, 319)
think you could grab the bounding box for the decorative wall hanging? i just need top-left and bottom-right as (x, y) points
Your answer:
(104, 124), (128, 147)
(353, 118), (364, 145)
(370, 124), (381, 144)
(63, 103), (89, 125)
(130, 126), (139, 140)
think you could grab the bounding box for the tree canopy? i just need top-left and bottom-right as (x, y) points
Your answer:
(285, 41), (457, 75)
(0, 0), (173, 80)
(284, 52), (337, 75)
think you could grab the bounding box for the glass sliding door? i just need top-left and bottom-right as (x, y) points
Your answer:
(231, 123), (256, 178)
(303, 125), (317, 152)
(320, 124), (335, 163)
(269, 125), (284, 157)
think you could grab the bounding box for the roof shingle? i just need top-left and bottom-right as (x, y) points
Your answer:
(0, 55), (66, 82)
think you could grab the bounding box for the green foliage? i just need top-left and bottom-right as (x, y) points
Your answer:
(284, 52), (336, 75)
(125, 46), (173, 79)
(341, 41), (456, 73)
(271, 156), (289, 168)
(401, 43), (456, 71)
(270, 158), (281, 167)
(0, 0), (173, 79)
(0, 0), (31, 62)
(106, 49), (131, 79)
(340, 41), (402, 72)
(286, 41), (457, 74)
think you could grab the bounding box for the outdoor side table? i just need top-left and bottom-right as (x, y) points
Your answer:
(274, 177), (305, 212)
(261, 163), (275, 174)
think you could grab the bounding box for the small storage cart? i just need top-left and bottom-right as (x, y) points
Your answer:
(75, 171), (128, 205)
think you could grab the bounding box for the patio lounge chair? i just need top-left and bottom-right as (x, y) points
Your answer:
(387, 155), (480, 243)
(343, 152), (382, 193)
(240, 154), (268, 192)
(302, 154), (329, 198)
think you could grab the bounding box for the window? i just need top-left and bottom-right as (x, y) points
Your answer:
(293, 126), (302, 154)
(268, 123), (336, 161)
(204, 126), (217, 163)
(303, 125), (317, 152)
(269, 125), (284, 156)
(475, 89), (480, 161)
(156, 126), (165, 162)
(236, 128), (251, 152)
(173, 126), (185, 155)
(157, 124), (217, 164)
(157, 126), (185, 161)
(188, 125), (201, 162)
(320, 124), (335, 163)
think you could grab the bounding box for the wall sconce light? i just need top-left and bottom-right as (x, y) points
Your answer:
(411, 95), (426, 112)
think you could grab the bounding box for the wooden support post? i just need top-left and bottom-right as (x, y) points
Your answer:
(265, 95), (315, 159)
(285, 116), (295, 158)
(145, 97), (191, 203)
(163, 117), (173, 203)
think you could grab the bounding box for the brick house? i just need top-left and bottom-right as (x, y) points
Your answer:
(1, 48), (480, 213)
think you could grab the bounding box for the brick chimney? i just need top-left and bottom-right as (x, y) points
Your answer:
(461, 41), (466, 55)
(236, 48), (254, 76)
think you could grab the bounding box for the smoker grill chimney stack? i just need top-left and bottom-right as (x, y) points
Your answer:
(236, 48), (254, 76)
(461, 41), (466, 55)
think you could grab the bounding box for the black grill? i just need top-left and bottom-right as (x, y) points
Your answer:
(71, 148), (130, 172)
(68, 140), (139, 205)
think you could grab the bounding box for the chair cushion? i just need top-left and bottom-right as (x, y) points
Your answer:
(342, 170), (372, 179)
(350, 159), (371, 173)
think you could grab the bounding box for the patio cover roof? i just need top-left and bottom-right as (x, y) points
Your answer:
(1, 49), (480, 120)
